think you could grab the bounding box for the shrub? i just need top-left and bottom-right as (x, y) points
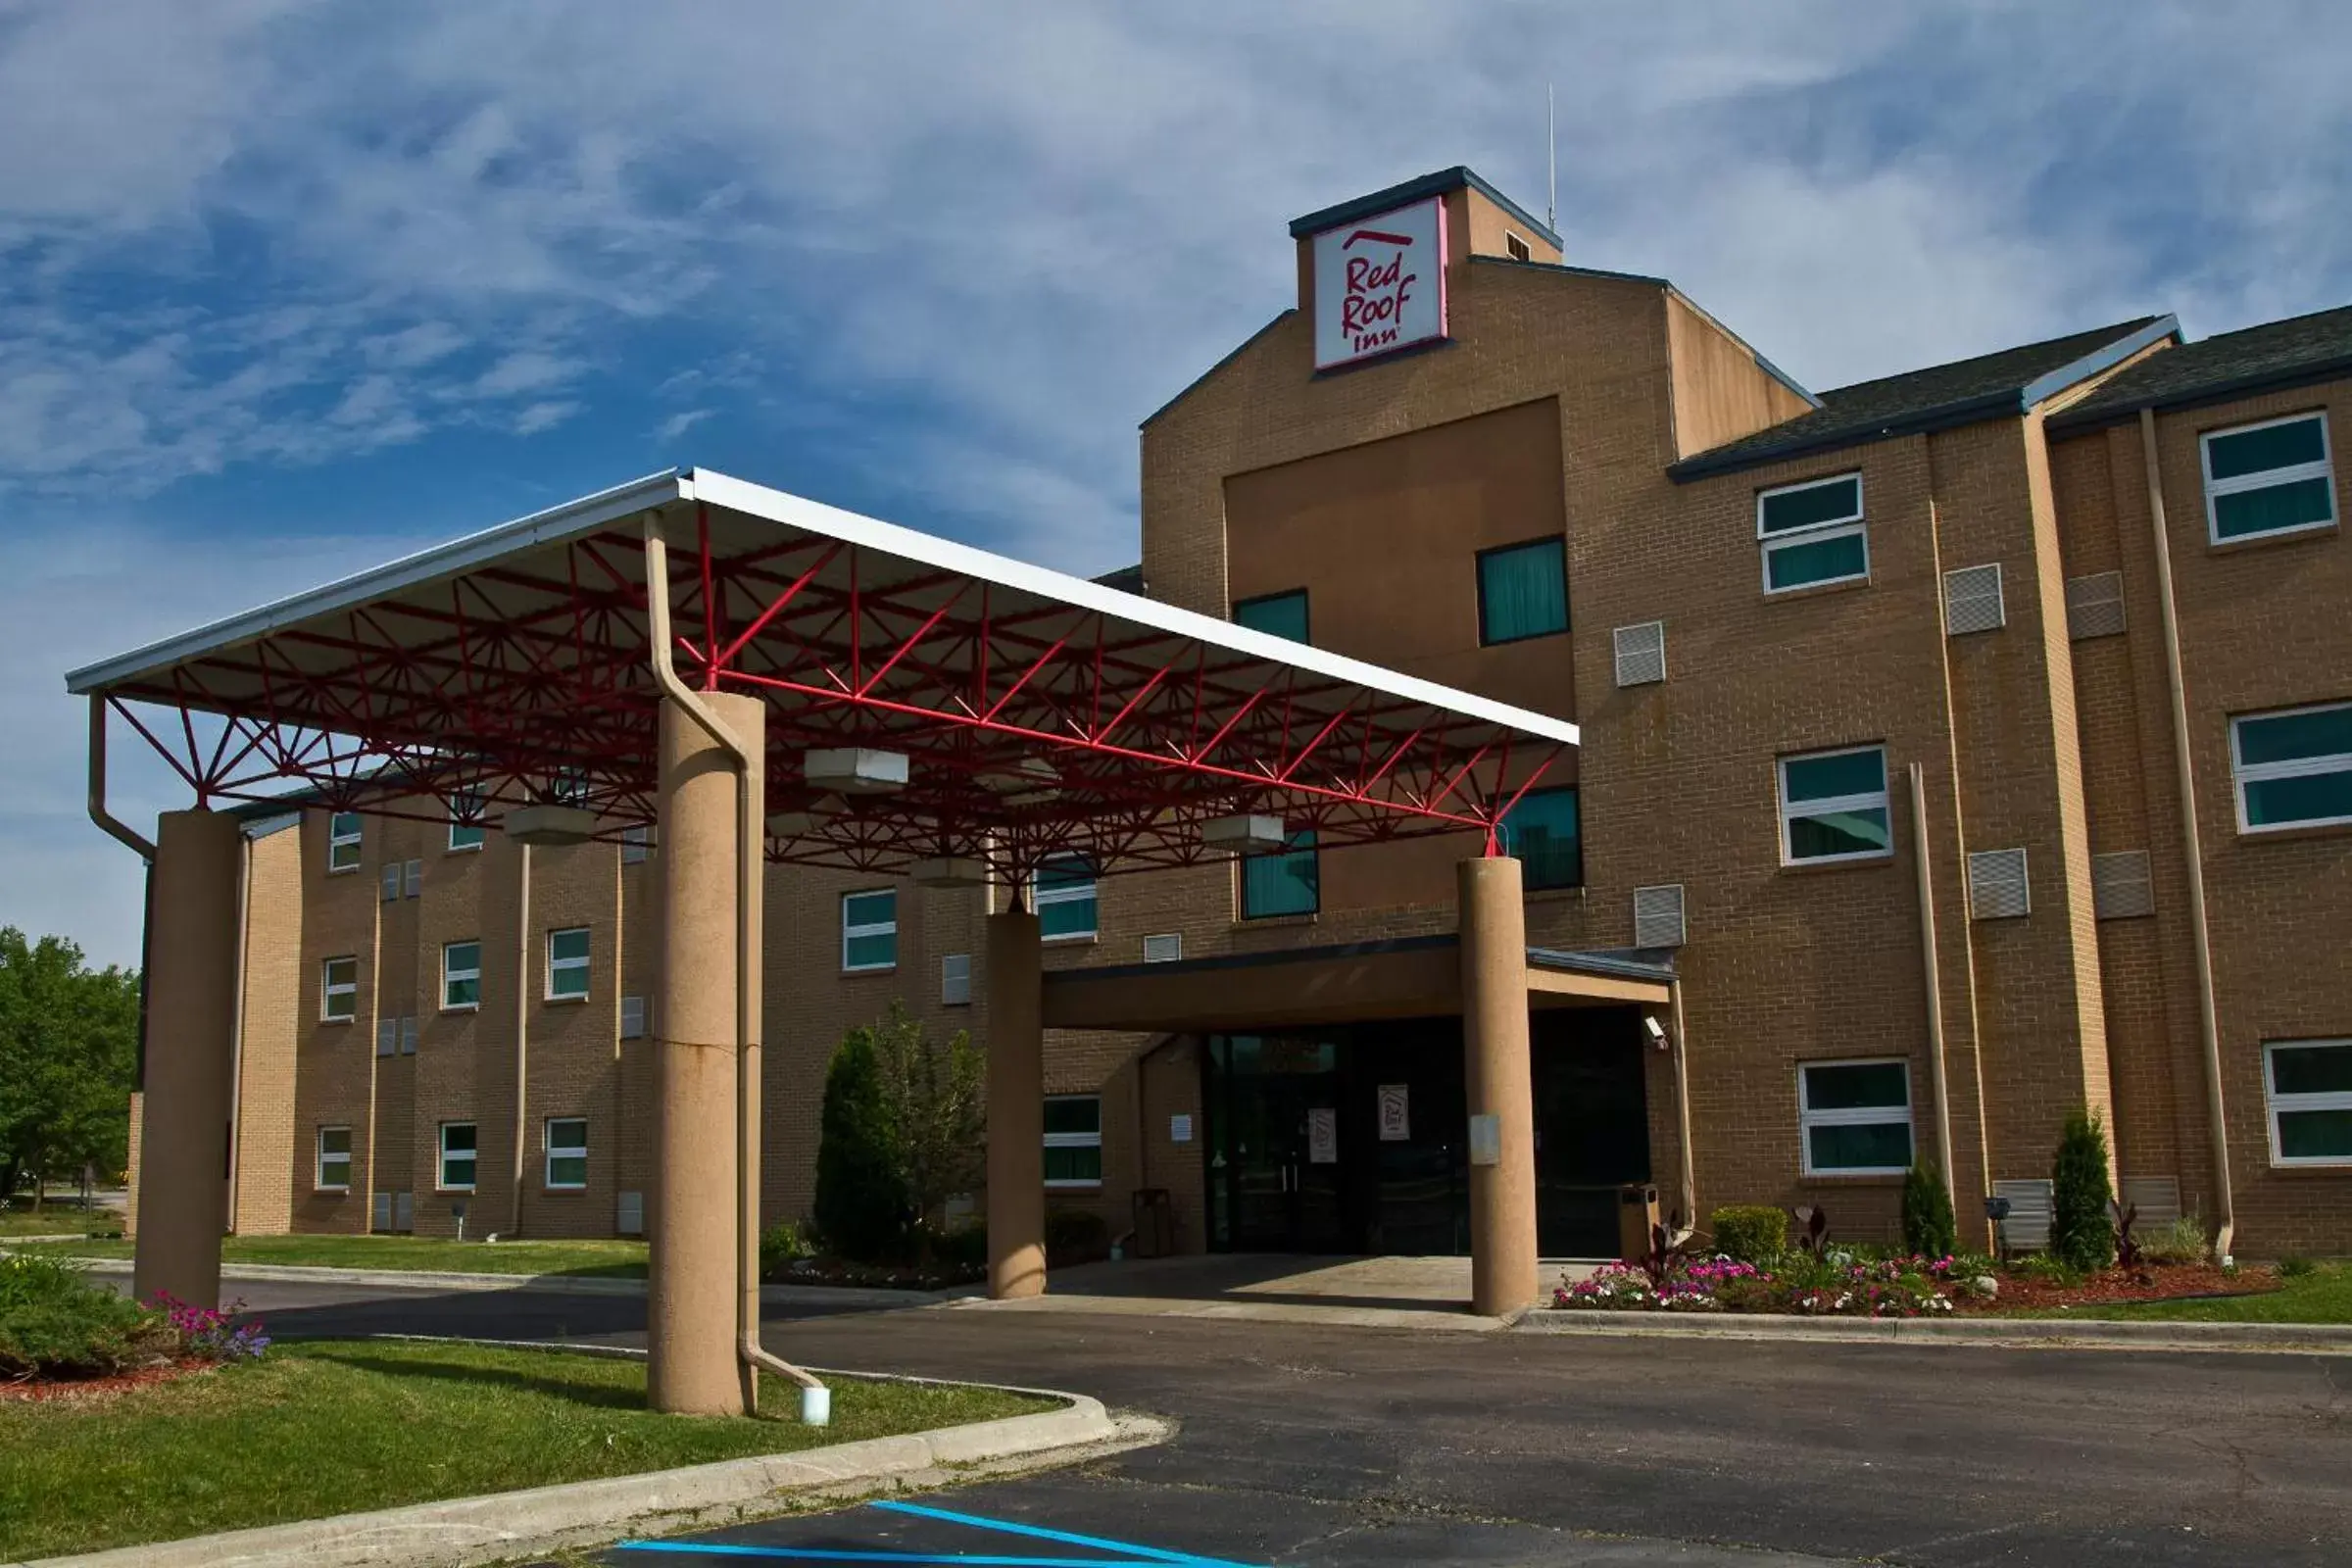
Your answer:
(1045, 1208), (1109, 1267)
(0, 1253), (160, 1379)
(932, 1221), (987, 1271)
(2008, 1253), (2085, 1288)
(759, 1220), (814, 1278)
(2049, 1108), (2117, 1272)
(1708, 1205), (1788, 1264)
(2279, 1255), (2318, 1280)
(1901, 1163), (1958, 1260)
(811, 1028), (908, 1263)
(2139, 1214), (2211, 1265)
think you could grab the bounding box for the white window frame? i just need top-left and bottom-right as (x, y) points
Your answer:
(841, 889), (898, 973)
(321, 956), (359, 1022)
(941, 953), (972, 1007)
(448, 789), (486, 853)
(1032, 857), (1100, 944)
(1796, 1057), (1914, 1177)
(620, 824), (652, 864)
(442, 939), (482, 1011)
(316, 1126), (353, 1191)
(1043, 1094), (1104, 1189)
(1756, 472), (1869, 595)
(620, 995), (647, 1040)
(1777, 744), (1892, 866)
(2201, 411), (2336, 545)
(2230, 701), (2352, 834)
(437, 1122), (478, 1192)
(2263, 1040), (2352, 1168)
(545, 925), (592, 1001)
(544, 1116), (589, 1190)
(327, 810), (363, 873)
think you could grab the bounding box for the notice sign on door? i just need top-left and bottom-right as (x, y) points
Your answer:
(1307, 1106), (1338, 1165)
(1310, 195), (1447, 370)
(1377, 1083), (1411, 1142)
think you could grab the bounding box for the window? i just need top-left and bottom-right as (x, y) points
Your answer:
(1476, 538), (1569, 645)
(375, 1018), (398, 1056)
(620, 995), (647, 1039)
(404, 858), (422, 897)
(1044, 1096), (1103, 1187)
(1778, 745), (1891, 864)
(1499, 787), (1582, 891)
(1241, 829), (1319, 919)
(941, 954), (972, 1007)
(842, 889), (898, 972)
(1797, 1059), (1913, 1175)
(1033, 857), (1099, 942)
(2231, 703), (2352, 832)
(442, 940), (482, 1009)
(2265, 1041), (2352, 1166)
(448, 789), (486, 852)
(1757, 472), (1868, 593)
(620, 825), (652, 864)
(1503, 230), (1532, 263)
(321, 956), (359, 1022)
(316, 1126), (353, 1191)
(550, 766), (591, 806)
(381, 863), (402, 902)
(327, 810), (363, 873)
(1233, 589), (1309, 644)
(438, 1123), (477, 1191)
(545, 1117), (589, 1189)
(2202, 413), (2335, 543)
(546, 926), (591, 1000)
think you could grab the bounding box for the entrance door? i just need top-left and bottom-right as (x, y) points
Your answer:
(1205, 1035), (1351, 1252)
(1532, 1008), (1653, 1256)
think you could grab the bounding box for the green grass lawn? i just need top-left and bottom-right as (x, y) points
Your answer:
(2034, 1261), (2352, 1324)
(34, 1232), (648, 1278)
(0, 1208), (121, 1238)
(0, 1339), (1051, 1560)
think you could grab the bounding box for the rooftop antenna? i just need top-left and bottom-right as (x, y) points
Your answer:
(1545, 81), (1557, 235)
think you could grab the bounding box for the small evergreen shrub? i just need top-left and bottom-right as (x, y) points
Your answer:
(811, 1028), (908, 1263)
(759, 1220), (814, 1279)
(1708, 1205), (1788, 1263)
(1901, 1163), (1958, 1259)
(0, 1253), (154, 1378)
(933, 1221), (987, 1271)
(2048, 1108), (2117, 1272)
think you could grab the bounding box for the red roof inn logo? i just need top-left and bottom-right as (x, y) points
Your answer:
(1311, 195), (1447, 370)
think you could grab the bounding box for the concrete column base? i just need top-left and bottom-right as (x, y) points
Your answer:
(1460, 856), (1538, 1317)
(986, 906), (1046, 1300)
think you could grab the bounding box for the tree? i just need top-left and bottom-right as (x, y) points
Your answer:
(867, 1003), (984, 1255)
(809, 1023), (906, 1262)
(2049, 1107), (2117, 1272)
(1901, 1161), (1958, 1260)
(0, 929), (142, 1210)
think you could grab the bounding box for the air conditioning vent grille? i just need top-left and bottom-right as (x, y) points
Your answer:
(1143, 933), (1183, 964)
(1633, 883), (1686, 949)
(1943, 564), (2006, 635)
(1613, 620), (1666, 687)
(2091, 850), (2154, 919)
(1968, 848), (2031, 920)
(2066, 571), (2126, 640)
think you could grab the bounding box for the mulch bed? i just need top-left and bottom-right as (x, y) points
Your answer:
(1, 1359), (214, 1404)
(1958, 1262), (2274, 1313)
(766, 1257), (985, 1292)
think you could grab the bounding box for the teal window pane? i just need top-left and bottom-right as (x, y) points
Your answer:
(1035, 858), (1098, 940)
(2278, 1109), (2352, 1160)
(442, 1156), (475, 1187)
(548, 1155), (588, 1187)
(843, 890), (896, 928)
(1242, 830), (1318, 918)
(1807, 1121), (1912, 1171)
(1501, 788), (1582, 890)
(550, 928), (591, 962)
(2244, 771), (2352, 827)
(1477, 539), (1569, 645)
(2213, 477), (2334, 539)
(446, 977), (479, 1007)
(1040, 895), (1098, 940)
(1784, 749), (1886, 803)
(1045, 1098), (1102, 1136)
(2272, 1044), (2352, 1096)
(1234, 590), (1309, 644)
(845, 931), (897, 970)
(1759, 476), (1861, 534)
(1788, 806), (1890, 858)
(443, 1124), (476, 1152)
(449, 822), (485, 851)
(548, 966), (589, 999)
(2207, 417), (2327, 481)
(2236, 708), (2352, 766)
(1805, 1061), (1909, 1110)
(1765, 530), (1868, 589)
(319, 1128), (351, 1156)
(1044, 1146), (1103, 1183)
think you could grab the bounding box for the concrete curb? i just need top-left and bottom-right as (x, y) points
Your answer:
(19, 1369), (1163, 1568)
(52, 1256), (937, 1309)
(1519, 1308), (2352, 1353)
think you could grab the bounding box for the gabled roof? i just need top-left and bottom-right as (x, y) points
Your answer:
(2049, 303), (2352, 432)
(1669, 315), (2180, 482)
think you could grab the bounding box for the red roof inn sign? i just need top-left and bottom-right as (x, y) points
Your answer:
(1311, 195), (1447, 370)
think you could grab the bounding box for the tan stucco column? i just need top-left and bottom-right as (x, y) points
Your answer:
(132, 808), (241, 1309)
(1460, 855), (1538, 1316)
(648, 691), (761, 1416)
(986, 906), (1046, 1299)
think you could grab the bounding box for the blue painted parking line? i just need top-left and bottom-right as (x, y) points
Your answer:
(612, 1545), (1145, 1565)
(871, 1500), (1255, 1568)
(612, 1494), (1264, 1567)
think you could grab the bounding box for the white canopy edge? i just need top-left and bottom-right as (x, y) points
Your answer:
(66, 466), (1580, 751)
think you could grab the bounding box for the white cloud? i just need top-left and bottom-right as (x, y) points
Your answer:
(654, 408), (713, 442)
(512, 398), (579, 435)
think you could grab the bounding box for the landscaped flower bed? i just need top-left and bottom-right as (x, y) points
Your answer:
(1553, 1248), (2276, 1318)
(1, 1253), (268, 1395)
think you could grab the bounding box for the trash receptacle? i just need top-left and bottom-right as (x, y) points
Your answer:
(1617, 1183), (1661, 1262)
(1131, 1187), (1176, 1259)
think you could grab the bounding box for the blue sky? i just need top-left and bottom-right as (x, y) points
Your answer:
(5, 0), (2350, 966)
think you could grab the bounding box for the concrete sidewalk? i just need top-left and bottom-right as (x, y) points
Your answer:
(61, 1255), (937, 1311)
(1523, 1305), (2352, 1353)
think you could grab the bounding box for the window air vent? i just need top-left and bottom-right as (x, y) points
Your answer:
(376, 1019), (398, 1057)
(616, 1191), (645, 1236)
(372, 1192), (392, 1232)
(2091, 851), (2154, 920)
(1143, 933), (1183, 964)
(1633, 884), (1686, 949)
(1942, 564), (2005, 635)
(619, 995), (647, 1040)
(1613, 621), (1666, 687)
(2121, 1176), (2180, 1233)
(1990, 1180), (2053, 1249)
(1967, 848), (2031, 920)
(941, 953), (972, 1006)
(2065, 571), (2126, 640)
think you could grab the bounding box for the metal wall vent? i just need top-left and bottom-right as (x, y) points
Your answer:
(619, 995), (648, 1039)
(1991, 1179), (2053, 1249)
(1967, 848), (2032, 920)
(1943, 564), (2005, 635)
(1613, 620), (1666, 687)
(2065, 571), (2126, 640)
(2121, 1175), (2180, 1233)
(1143, 932), (1183, 964)
(1633, 883), (1687, 949)
(616, 1191), (645, 1236)
(941, 953), (972, 1006)
(2091, 851), (2154, 920)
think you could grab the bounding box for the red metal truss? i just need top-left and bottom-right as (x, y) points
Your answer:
(87, 495), (1572, 880)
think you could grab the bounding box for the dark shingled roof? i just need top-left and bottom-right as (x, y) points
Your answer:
(1091, 564), (1146, 596)
(2049, 303), (2352, 431)
(1670, 315), (2179, 481)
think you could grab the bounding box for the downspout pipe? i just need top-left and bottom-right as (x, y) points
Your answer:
(87, 695), (157, 859)
(1910, 763), (1958, 1196)
(644, 513), (827, 1424)
(1668, 979), (1695, 1246)
(2140, 409), (2235, 1266)
(226, 829), (252, 1232)
(508, 844), (532, 1240)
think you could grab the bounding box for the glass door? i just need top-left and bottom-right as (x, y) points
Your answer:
(1205, 1035), (1351, 1252)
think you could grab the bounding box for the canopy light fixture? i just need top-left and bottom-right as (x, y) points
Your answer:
(766, 794), (847, 838)
(802, 748), (908, 795)
(1198, 813), (1290, 855)
(504, 804), (599, 847)
(909, 856), (989, 888)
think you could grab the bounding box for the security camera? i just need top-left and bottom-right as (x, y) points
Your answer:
(1643, 1015), (1669, 1050)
